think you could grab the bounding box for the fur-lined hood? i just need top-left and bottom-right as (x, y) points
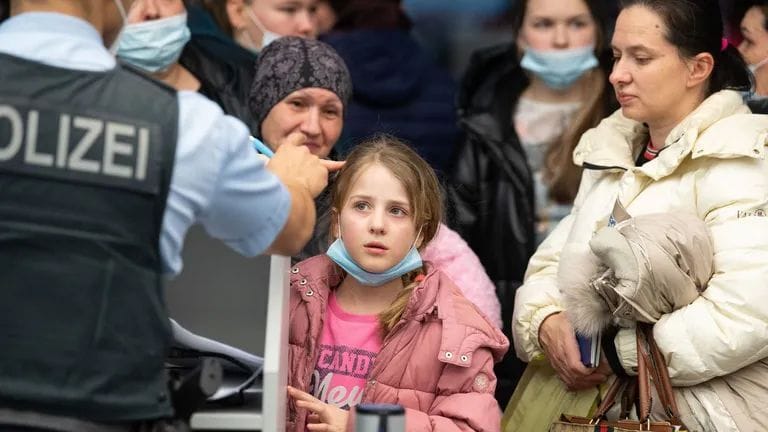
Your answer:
(559, 211), (714, 337)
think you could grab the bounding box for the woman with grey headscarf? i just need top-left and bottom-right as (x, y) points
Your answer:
(249, 35), (352, 161)
(248, 36), (352, 261)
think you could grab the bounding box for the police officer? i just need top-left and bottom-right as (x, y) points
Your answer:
(0, 0), (340, 430)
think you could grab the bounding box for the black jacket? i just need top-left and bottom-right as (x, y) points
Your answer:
(748, 96), (768, 114)
(449, 43), (536, 311)
(179, 6), (258, 134)
(447, 43), (536, 406)
(322, 29), (459, 173)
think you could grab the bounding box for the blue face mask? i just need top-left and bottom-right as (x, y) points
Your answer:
(520, 45), (598, 90)
(326, 237), (423, 287)
(117, 13), (191, 73)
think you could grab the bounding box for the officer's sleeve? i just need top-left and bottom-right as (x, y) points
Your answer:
(160, 92), (290, 275)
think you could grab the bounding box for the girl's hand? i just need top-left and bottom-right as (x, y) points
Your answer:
(539, 313), (609, 390)
(287, 386), (349, 432)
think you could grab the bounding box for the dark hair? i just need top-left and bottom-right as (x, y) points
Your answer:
(762, 5), (768, 30)
(1, 0), (9, 22)
(620, 0), (751, 95)
(327, 0), (411, 31)
(511, 0), (616, 204)
(187, 0), (237, 37)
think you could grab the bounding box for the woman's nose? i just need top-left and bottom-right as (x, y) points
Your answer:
(295, 11), (315, 37)
(609, 60), (629, 87)
(299, 108), (321, 137)
(141, 0), (162, 20)
(553, 24), (569, 49)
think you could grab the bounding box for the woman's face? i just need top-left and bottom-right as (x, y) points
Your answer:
(126, 0), (185, 23)
(609, 6), (697, 126)
(260, 87), (343, 159)
(241, 0), (317, 49)
(738, 7), (768, 69)
(517, 0), (597, 51)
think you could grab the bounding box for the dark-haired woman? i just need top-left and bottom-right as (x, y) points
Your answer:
(449, 0), (616, 406)
(514, 0), (768, 429)
(737, 1), (768, 113)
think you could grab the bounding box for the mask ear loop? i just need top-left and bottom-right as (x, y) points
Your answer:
(109, 0), (129, 55)
(244, 6), (278, 49)
(411, 226), (423, 250)
(239, 9), (260, 51)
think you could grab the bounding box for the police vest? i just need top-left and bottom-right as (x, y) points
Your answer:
(0, 53), (178, 422)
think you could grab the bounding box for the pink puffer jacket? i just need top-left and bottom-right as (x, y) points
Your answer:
(286, 255), (509, 432)
(423, 224), (502, 328)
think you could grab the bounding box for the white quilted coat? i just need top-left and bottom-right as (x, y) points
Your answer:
(512, 91), (768, 431)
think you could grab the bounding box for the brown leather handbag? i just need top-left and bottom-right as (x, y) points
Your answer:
(550, 324), (689, 432)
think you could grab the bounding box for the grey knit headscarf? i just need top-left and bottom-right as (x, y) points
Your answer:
(249, 36), (352, 137)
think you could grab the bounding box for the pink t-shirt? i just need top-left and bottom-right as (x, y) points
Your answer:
(308, 293), (382, 410)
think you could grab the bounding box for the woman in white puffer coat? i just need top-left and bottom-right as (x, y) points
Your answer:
(512, 0), (768, 430)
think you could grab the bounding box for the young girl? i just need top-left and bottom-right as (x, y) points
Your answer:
(285, 136), (509, 432)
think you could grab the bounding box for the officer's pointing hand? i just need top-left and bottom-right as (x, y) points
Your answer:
(268, 132), (342, 198)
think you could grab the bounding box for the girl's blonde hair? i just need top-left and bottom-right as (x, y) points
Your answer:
(329, 135), (443, 334)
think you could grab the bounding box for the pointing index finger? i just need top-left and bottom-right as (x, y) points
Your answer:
(321, 159), (345, 172)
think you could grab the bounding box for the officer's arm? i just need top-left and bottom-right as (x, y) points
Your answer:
(265, 178), (316, 256)
(264, 133), (343, 255)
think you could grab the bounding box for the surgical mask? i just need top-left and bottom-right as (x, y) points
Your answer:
(520, 45), (599, 90)
(109, 0), (129, 55)
(748, 56), (768, 74)
(326, 229), (423, 286)
(117, 13), (191, 73)
(245, 7), (281, 51)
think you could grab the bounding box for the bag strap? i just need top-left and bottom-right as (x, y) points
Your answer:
(637, 324), (686, 427)
(592, 376), (627, 420)
(636, 330), (652, 423)
(590, 324), (688, 430)
(619, 378), (638, 419)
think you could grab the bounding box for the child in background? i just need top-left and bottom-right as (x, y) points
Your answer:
(285, 136), (509, 432)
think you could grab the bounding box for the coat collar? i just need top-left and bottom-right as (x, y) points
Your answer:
(574, 91), (766, 180)
(290, 255), (508, 366)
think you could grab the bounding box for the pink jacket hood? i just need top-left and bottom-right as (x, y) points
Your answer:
(287, 254), (509, 431)
(423, 224), (501, 328)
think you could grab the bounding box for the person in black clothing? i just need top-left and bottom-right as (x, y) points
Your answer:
(179, 3), (259, 134)
(320, 0), (460, 174)
(448, 0), (617, 407)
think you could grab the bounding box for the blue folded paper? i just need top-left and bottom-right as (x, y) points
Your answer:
(576, 331), (601, 368)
